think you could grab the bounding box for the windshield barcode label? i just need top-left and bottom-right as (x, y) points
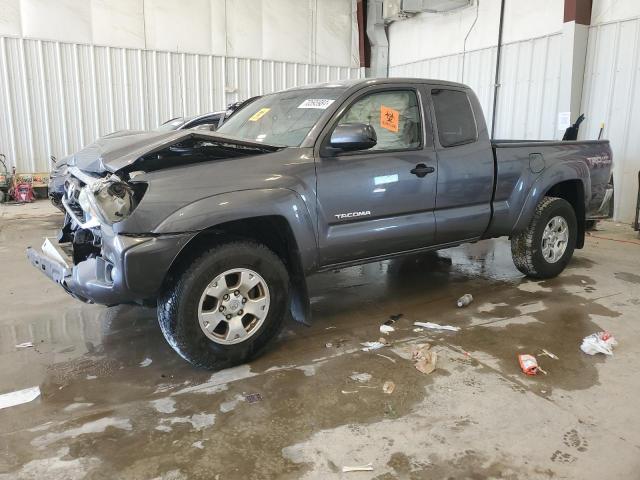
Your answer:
(298, 99), (335, 109)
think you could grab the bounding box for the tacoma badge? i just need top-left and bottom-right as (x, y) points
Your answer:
(334, 210), (371, 220)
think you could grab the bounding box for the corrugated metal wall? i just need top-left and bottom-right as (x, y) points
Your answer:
(580, 17), (640, 223)
(389, 33), (563, 140)
(0, 35), (362, 173)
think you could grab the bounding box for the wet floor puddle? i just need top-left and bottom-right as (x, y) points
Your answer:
(0, 247), (623, 478)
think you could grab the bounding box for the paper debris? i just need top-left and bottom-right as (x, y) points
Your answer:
(413, 322), (460, 332)
(350, 372), (372, 383)
(539, 349), (559, 360)
(0, 386), (41, 410)
(380, 325), (395, 334)
(361, 338), (389, 352)
(581, 331), (617, 355)
(361, 342), (385, 351)
(342, 463), (373, 473)
(376, 353), (396, 363)
(382, 381), (395, 394)
(412, 343), (437, 374)
(15, 342), (34, 349)
(415, 352), (437, 374)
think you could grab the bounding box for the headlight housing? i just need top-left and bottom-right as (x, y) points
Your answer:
(79, 175), (142, 225)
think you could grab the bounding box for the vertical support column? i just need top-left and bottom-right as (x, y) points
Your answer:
(357, 0), (370, 69)
(558, 0), (592, 137)
(366, 0), (388, 78)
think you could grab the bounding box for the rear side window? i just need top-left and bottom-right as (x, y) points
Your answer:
(431, 89), (477, 147)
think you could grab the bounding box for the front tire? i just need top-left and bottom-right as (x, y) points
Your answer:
(511, 196), (577, 279)
(158, 241), (289, 369)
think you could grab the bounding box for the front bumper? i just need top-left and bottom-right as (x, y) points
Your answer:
(27, 231), (195, 305)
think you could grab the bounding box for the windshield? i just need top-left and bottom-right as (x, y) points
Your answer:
(217, 88), (345, 146)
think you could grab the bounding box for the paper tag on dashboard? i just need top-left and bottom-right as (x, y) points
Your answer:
(249, 108), (270, 122)
(298, 99), (335, 109)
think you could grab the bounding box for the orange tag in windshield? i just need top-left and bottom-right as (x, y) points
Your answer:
(380, 105), (399, 132)
(249, 108), (270, 122)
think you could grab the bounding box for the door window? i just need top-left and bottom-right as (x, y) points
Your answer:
(431, 89), (477, 147)
(339, 90), (422, 151)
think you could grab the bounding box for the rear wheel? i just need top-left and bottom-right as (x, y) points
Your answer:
(511, 196), (577, 279)
(158, 241), (289, 369)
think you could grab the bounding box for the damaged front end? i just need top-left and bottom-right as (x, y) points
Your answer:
(27, 131), (280, 306)
(28, 168), (151, 304)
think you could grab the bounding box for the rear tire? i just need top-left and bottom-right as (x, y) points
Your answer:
(511, 196), (577, 279)
(158, 241), (289, 369)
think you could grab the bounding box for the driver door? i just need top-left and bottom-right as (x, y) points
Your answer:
(315, 85), (438, 266)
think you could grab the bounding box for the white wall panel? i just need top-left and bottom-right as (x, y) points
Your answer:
(262, 0), (312, 64)
(0, 35), (362, 173)
(580, 18), (640, 223)
(390, 34), (562, 140)
(210, 0), (228, 56)
(21, 0), (92, 44)
(225, 0), (264, 59)
(388, 0), (563, 67)
(91, 0), (145, 49)
(592, 0), (640, 25)
(316, 0), (358, 67)
(0, 0), (21, 37)
(144, 0), (213, 55)
(1, 0), (360, 65)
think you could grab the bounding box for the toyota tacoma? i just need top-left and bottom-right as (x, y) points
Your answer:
(27, 78), (614, 369)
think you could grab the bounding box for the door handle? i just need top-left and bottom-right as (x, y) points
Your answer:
(410, 163), (435, 178)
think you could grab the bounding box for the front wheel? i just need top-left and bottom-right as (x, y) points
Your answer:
(158, 241), (290, 369)
(511, 196), (577, 279)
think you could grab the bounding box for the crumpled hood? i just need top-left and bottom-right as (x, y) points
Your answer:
(68, 130), (280, 174)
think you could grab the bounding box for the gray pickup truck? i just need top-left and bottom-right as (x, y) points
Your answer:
(28, 78), (613, 369)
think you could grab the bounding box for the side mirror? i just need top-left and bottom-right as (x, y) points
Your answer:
(330, 123), (377, 152)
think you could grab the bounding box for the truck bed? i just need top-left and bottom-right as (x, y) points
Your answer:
(486, 139), (612, 238)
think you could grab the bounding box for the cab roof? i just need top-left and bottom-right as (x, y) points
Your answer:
(287, 77), (469, 91)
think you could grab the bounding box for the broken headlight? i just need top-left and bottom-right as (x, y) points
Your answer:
(79, 175), (144, 225)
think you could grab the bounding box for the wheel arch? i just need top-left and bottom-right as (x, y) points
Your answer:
(545, 179), (586, 248)
(162, 211), (314, 325)
(513, 168), (588, 249)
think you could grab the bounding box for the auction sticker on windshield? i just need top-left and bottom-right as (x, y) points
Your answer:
(249, 108), (271, 122)
(298, 99), (335, 109)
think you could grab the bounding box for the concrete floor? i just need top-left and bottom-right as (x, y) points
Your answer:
(1, 201), (640, 480)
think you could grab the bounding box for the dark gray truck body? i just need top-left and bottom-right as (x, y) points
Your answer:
(28, 78), (613, 321)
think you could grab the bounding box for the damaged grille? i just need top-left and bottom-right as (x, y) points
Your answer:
(63, 176), (87, 224)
